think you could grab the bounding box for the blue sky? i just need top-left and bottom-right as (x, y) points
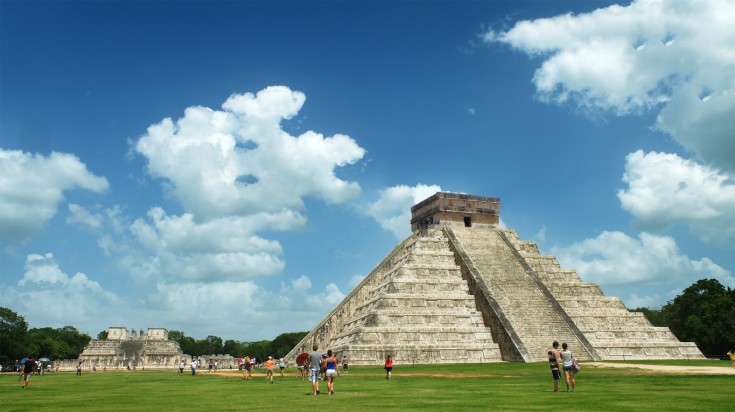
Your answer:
(2, 0), (734, 341)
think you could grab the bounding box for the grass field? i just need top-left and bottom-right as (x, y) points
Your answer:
(1, 361), (731, 411)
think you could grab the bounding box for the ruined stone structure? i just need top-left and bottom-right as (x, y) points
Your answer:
(79, 327), (183, 370)
(287, 192), (703, 364)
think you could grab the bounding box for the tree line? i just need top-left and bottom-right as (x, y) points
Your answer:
(631, 278), (735, 357)
(0, 306), (307, 369)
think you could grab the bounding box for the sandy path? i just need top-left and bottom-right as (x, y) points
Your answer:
(587, 362), (735, 375)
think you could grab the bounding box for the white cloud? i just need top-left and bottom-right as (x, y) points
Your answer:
(486, 0), (735, 173)
(0, 149), (108, 241)
(67, 203), (104, 230)
(134, 85), (365, 221)
(366, 184), (442, 239)
(140, 275), (346, 340)
(128, 208), (290, 282)
(618, 150), (735, 245)
(552, 231), (733, 292)
(0, 253), (121, 332)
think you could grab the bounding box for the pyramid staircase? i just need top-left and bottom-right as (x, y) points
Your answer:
(286, 228), (502, 365)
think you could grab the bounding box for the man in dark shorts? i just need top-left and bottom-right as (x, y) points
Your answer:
(22, 357), (35, 388)
(548, 341), (562, 392)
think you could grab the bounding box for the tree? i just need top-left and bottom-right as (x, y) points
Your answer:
(660, 278), (735, 356)
(204, 335), (224, 355)
(0, 307), (29, 367)
(223, 339), (246, 356)
(26, 325), (92, 359)
(270, 331), (308, 358)
(97, 330), (109, 340)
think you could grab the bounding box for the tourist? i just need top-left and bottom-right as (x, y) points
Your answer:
(76, 360), (83, 376)
(243, 356), (252, 380)
(21, 357), (34, 388)
(384, 354), (393, 379)
(320, 353), (328, 381)
(191, 359), (197, 376)
(296, 354), (306, 379)
(308, 344), (323, 395)
(265, 356), (274, 383)
(548, 341), (562, 392)
(728, 349), (735, 369)
(324, 350), (339, 395)
(342, 355), (349, 374)
(279, 358), (286, 377)
(560, 342), (576, 392)
(179, 360), (185, 375)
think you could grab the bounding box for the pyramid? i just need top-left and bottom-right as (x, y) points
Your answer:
(286, 193), (703, 364)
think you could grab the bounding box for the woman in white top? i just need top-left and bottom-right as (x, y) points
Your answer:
(560, 342), (576, 392)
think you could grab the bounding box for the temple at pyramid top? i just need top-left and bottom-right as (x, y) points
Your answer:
(411, 192), (500, 231)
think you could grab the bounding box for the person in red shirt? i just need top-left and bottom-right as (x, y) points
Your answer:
(384, 354), (393, 380)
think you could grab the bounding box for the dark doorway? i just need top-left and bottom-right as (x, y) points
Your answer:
(464, 216), (472, 227)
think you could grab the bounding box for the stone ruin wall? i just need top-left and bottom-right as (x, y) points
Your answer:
(74, 327), (184, 371)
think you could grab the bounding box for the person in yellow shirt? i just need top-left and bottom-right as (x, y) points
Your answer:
(727, 349), (735, 369)
(265, 356), (274, 383)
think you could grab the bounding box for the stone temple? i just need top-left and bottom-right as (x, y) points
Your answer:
(79, 327), (183, 369)
(286, 192), (703, 365)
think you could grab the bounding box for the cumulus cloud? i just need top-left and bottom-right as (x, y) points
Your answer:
(485, 0), (735, 173)
(365, 184), (442, 239)
(0, 253), (121, 331)
(0, 149), (108, 241)
(139, 275), (345, 340)
(552, 231), (733, 306)
(618, 150), (735, 245)
(134, 85), (365, 221)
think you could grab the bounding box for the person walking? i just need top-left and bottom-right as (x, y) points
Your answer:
(324, 350), (339, 395)
(265, 356), (274, 383)
(21, 357), (34, 388)
(548, 341), (562, 392)
(342, 355), (349, 374)
(384, 354), (393, 380)
(76, 361), (83, 376)
(308, 344), (323, 395)
(279, 358), (286, 377)
(560, 342), (577, 392)
(728, 349), (735, 369)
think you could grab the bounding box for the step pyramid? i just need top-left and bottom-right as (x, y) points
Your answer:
(286, 193), (703, 364)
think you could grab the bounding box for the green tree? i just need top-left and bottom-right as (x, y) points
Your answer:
(270, 331), (308, 358)
(243, 340), (271, 361)
(97, 330), (109, 340)
(223, 339), (246, 356)
(204, 335), (224, 355)
(0, 307), (29, 366)
(661, 278), (735, 356)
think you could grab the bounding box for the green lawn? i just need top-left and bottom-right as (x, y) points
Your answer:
(1, 362), (731, 411)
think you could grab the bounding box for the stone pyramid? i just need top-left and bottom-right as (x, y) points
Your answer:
(286, 193), (703, 364)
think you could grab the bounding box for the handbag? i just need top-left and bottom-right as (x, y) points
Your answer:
(572, 359), (581, 373)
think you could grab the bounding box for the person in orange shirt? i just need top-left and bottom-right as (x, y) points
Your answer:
(265, 356), (274, 383)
